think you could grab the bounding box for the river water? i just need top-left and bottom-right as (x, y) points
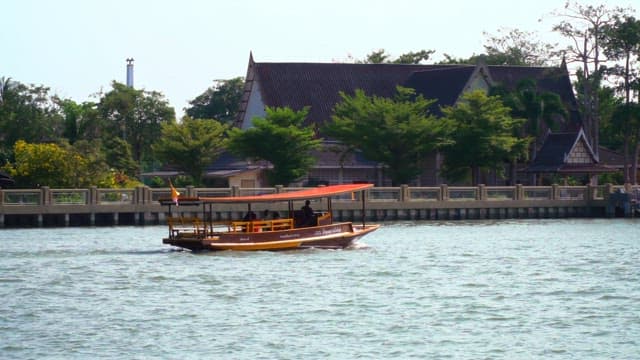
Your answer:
(1, 219), (638, 359)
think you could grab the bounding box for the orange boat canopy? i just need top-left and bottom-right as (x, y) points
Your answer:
(198, 183), (374, 203)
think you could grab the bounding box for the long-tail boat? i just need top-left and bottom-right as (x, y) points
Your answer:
(161, 183), (380, 251)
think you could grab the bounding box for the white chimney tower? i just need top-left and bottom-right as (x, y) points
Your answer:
(126, 58), (134, 87)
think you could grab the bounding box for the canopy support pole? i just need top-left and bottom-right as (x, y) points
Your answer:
(361, 190), (366, 227)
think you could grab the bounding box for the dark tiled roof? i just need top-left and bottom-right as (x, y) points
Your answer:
(405, 67), (476, 114)
(206, 151), (268, 171)
(598, 147), (625, 168)
(488, 65), (581, 126)
(253, 62), (466, 127)
(527, 130), (613, 174)
(244, 61), (581, 130)
(528, 132), (580, 172)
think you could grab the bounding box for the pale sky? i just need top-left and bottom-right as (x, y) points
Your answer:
(2, 0), (637, 118)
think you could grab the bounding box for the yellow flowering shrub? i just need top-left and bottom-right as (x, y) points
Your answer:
(3, 140), (123, 188)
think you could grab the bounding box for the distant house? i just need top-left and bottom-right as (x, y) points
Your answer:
(228, 53), (587, 186)
(203, 152), (268, 188)
(527, 129), (615, 185)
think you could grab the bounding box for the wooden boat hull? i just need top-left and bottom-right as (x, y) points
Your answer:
(163, 222), (380, 252)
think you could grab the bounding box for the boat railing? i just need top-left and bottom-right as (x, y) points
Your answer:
(168, 216), (206, 238)
(230, 218), (294, 233)
(315, 212), (331, 226)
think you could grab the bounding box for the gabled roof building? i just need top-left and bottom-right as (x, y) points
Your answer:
(527, 129), (615, 184)
(228, 53), (591, 186)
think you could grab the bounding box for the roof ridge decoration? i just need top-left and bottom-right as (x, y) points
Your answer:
(234, 52), (256, 128)
(568, 127), (599, 163)
(456, 63), (495, 104)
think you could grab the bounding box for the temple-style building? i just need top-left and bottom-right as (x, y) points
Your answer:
(206, 53), (614, 187)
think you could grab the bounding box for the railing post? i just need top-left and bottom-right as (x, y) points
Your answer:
(552, 184), (559, 200)
(41, 186), (50, 205)
(604, 183), (613, 202)
(135, 186), (142, 204)
(440, 184), (448, 201)
(477, 184), (486, 200)
(90, 186), (98, 205)
(186, 185), (195, 197)
(586, 184), (594, 201)
(232, 185), (240, 197)
(400, 184), (409, 202)
(275, 185), (283, 194)
(0, 189), (3, 205)
(515, 184), (523, 200)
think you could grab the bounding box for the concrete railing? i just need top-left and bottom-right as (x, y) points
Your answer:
(0, 184), (631, 207)
(1, 184), (638, 227)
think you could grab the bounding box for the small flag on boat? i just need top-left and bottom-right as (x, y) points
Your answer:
(169, 180), (180, 206)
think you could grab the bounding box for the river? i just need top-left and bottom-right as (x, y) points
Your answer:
(1, 219), (638, 359)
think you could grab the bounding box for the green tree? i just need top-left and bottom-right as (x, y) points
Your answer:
(75, 101), (104, 141)
(0, 78), (64, 152)
(152, 117), (228, 185)
(491, 79), (568, 184)
(68, 139), (111, 187)
(358, 49), (435, 64)
(55, 98), (82, 144)
(324, 86), (452, 185)
(102, 137), (138, 176)
(97, 82), (175, 172)
(492, 79), (568, 151)
(227, 107), (321, 186)
(598, 86), (624, 150)
(440, 90), (530, 185)
(185, 77), (244, 124)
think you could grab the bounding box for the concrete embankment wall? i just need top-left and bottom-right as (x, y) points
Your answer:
(0, 184), (635, 228)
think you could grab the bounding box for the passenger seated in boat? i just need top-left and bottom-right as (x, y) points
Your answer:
(264, 210), (280, 220)
(300, 200), (316, 227)
(243, 211), (256, 221)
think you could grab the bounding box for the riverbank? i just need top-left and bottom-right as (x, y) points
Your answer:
(0, 184), (638, 227)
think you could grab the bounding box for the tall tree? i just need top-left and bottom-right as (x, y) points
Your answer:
(482, 28), (559, 66)
(227, 107), (321, 186)
(439, 28), (558, 66)
(152, 117), (228, 186)
(324, 86), (453, 185)
(440, 90), (530, 185)
(602, 16), (640, 183)
(551, 1), (632, 159)
(97, 82), (175, 173)
(185, 77), (244, 124)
